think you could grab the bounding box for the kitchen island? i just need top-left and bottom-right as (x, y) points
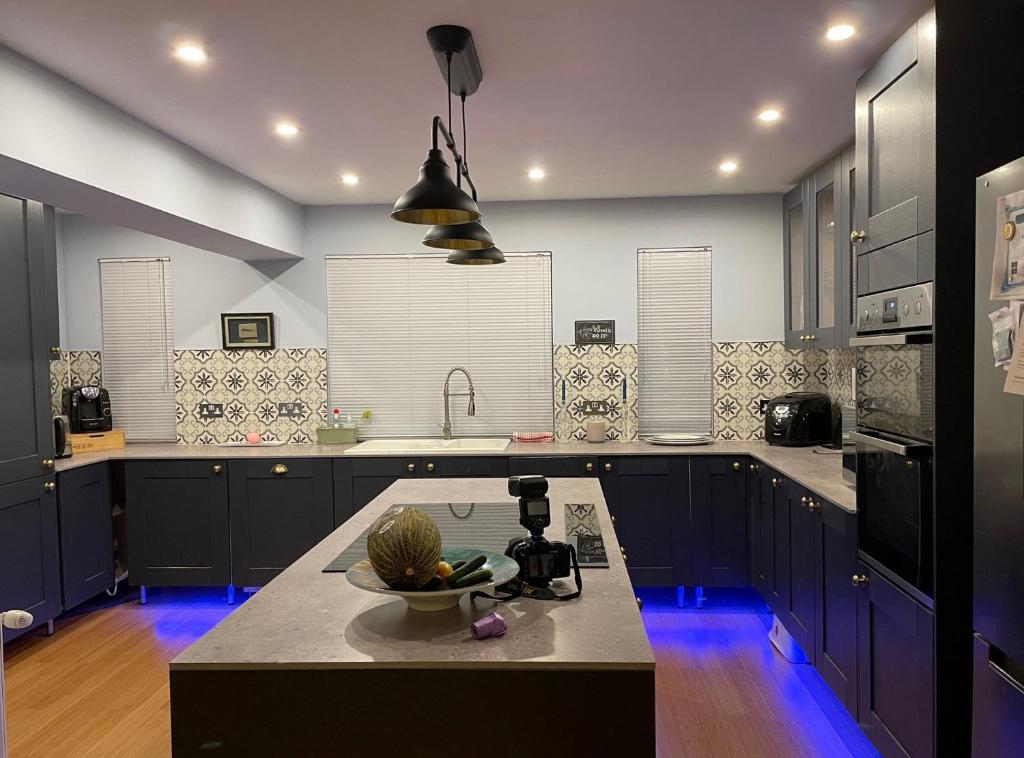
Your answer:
(169, 477), (655, 757)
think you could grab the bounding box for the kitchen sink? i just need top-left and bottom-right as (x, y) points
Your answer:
(342, 438), (511, 455)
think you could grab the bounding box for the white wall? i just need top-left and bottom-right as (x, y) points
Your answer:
(59, 194), (783, 349)
(0, 44), (303, 259)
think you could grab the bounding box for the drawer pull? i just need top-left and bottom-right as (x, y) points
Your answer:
(771, 477), (782, 487)
(800, 496), (810, 506)
(807, 500), (821, 513)
(212, 464), (223, 475)
(42, 458), (55, 470)
(635, 596), (643, 611)
(585, 462), (594, 472)
(852, 574), (870, 588)
(272, 464), (288, 476)
(426, 462), (435, 473)
(850, 230), (866, 243)
(611, 514), (617, 524)
(749, 463), (758, 473)
(732, 461), (741, 471)
(43, 481), (56, 492)
(407, 463), (416, 473)
(604, 462), (613, 472)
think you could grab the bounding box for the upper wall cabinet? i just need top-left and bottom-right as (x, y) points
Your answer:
(853, 6), (935, 294)
(0, 193), (56, 486)
(784, 155), (845, 349)
(838, 147), (858, 346)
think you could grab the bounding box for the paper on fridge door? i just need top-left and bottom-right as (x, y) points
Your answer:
(990, 188), (1024, 300)
(1003, 318), (1024, 395)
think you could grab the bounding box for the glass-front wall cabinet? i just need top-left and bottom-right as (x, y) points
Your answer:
(784, 184), (806, 348)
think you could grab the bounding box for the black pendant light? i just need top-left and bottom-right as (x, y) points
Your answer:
(447, 246), (505, 265)
(423, 219), (493, 250)
(391, 148), (480, 225)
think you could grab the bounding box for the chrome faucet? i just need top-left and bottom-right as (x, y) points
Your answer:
(442, 367), (475, 440)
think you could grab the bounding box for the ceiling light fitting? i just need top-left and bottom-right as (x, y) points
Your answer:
(826, 24), (856, 41)
(391, 26), (504, 265)
(757, 109), (781, 123)
(173, 43), (208, 64)
(527, 167), (547, 180)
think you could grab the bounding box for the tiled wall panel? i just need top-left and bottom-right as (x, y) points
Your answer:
(553, 344), (639, 441)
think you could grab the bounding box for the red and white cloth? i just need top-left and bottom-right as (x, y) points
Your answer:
(512, 432), (554, 443)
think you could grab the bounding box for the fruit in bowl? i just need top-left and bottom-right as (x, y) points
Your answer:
(366, 507), (442, 590)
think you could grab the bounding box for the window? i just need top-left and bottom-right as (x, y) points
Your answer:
(637, 247), (713, 435)
(326, 253), (553, 438)
(99, 258), (176, 441)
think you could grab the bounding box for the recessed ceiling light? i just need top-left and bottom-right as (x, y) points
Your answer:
(527, 167), (546, 180)
(173, 43), (208, 64)
(340, 173), (360, 185)
(719, 160), (739, 174)
(757, 109), (782, 123)
(826, 24), (856, 41)
(274, 122), (300, 138)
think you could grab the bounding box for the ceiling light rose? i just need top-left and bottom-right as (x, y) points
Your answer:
(826, 24), (856, 41)
(423, 220), (494, 250)
(446, 247), (506, 265)
(719, 160), (739, 173)
(173, 43), (208, 64)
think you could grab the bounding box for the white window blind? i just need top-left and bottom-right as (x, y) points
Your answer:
(326, 253), (553, 438)
(99, 258), (176, 441)
(638, 247), (713, 435)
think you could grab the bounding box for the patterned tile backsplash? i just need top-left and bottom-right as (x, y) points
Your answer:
(52, 342), (857, 444)
(553, 344), (638, 441)
(49, 351), (103, 418)
(711, 342), (855, 440)
(174, 349), (328, 444)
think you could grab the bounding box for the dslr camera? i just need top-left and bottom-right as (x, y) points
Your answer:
(506, 475), (572, 588)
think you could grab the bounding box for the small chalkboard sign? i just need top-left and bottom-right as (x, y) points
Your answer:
(575, 320), (615, 345)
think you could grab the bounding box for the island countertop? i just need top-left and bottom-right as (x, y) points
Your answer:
(170, 477), (654, 672)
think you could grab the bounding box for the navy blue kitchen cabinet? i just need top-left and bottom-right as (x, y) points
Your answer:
(598, 456), (690, 586)
(229, 459), (333, 586)
(855, 561), (934, 757)
(56, 463), (114, 611)
(690, 457), (748, 587)
(421, 456), (508, 479)
(783, 481), (818, 659)
(508, 456), (599, 478)
(126, 460), (230, 587)
(332, 457), (421, 526)
(0, 476), (61, 642)
(0, 193), (56, 487)
(816, 498), (859, 716)
(971, 634), (1024, 757)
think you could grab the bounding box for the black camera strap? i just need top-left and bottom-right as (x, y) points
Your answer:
(471, 544), (583, 603)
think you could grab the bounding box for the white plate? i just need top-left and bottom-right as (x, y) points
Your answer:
(643, 434), (714, 447)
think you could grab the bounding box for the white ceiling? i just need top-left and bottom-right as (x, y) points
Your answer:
(0, 0), (929, 206)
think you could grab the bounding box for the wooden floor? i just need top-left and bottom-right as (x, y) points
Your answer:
(3, 587), (876, 757)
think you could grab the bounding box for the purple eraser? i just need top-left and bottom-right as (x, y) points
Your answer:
(471, 611), (508, 639)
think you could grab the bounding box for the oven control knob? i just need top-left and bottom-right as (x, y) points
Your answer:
(863, 310), (870, 323)
(915, 302), (922, 315)
(903, 303), (910, 316)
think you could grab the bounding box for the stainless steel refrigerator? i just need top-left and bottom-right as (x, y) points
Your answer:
(972, 155), (1024, 755)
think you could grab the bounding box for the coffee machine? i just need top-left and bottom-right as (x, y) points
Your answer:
(62, 386), (112, 433)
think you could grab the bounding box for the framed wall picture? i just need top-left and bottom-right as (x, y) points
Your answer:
(221, 313), (275, 350)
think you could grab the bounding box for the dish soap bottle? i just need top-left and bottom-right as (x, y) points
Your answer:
(331, 408), (342, 428)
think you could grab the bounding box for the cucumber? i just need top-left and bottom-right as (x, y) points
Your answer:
(420, 576), (442, 591)
(450, 568), (493, 589)
(450, 560), (467, 571)
(447, 555), (486, 585)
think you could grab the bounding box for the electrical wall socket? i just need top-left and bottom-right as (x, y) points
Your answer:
(581, 399), (611, 416)
(198, 403), (224, 419)
(276, 401), (306, 419)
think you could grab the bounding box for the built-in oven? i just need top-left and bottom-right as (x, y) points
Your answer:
(849, 282), (934, 604)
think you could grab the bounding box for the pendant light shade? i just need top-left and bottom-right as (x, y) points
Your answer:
(391, 148), (481, 225)
(446, 246), (506, 265)
(422, 220), (494, 250)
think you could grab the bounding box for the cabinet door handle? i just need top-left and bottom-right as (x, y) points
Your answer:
(42, 458), (55, 470)
(806, 334), (817, 342)
(49, 346), (61, 356)
(852, 573), (870, 588)
(611, 514), (616, 524)
(407, 463), (416, 473)
(800, 496), (810, 506)
(426, 462), (435, 473)
(604, 462), (613, 472)
(271, 464), (288, 476)
(43, 481), (56, 492)
(749, 463), (758, 473)
(771, 477), (782, 487)
(635, 596), (643, 611)
(212, 464), (223, 474)
(850, 230), (866, 243)
(807, 500), (821, 513)
(732, 461), (741, 471)
(620, 547), (628, 563)
(585, 462), (594, 472)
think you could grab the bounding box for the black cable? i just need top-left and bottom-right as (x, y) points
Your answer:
(461, 92), (467, 168)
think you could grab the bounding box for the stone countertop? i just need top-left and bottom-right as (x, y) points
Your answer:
(170, 477), (654, 672)
(55, 439), (855, 512)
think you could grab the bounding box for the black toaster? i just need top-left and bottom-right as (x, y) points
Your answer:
(764, 392), (831, 446)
